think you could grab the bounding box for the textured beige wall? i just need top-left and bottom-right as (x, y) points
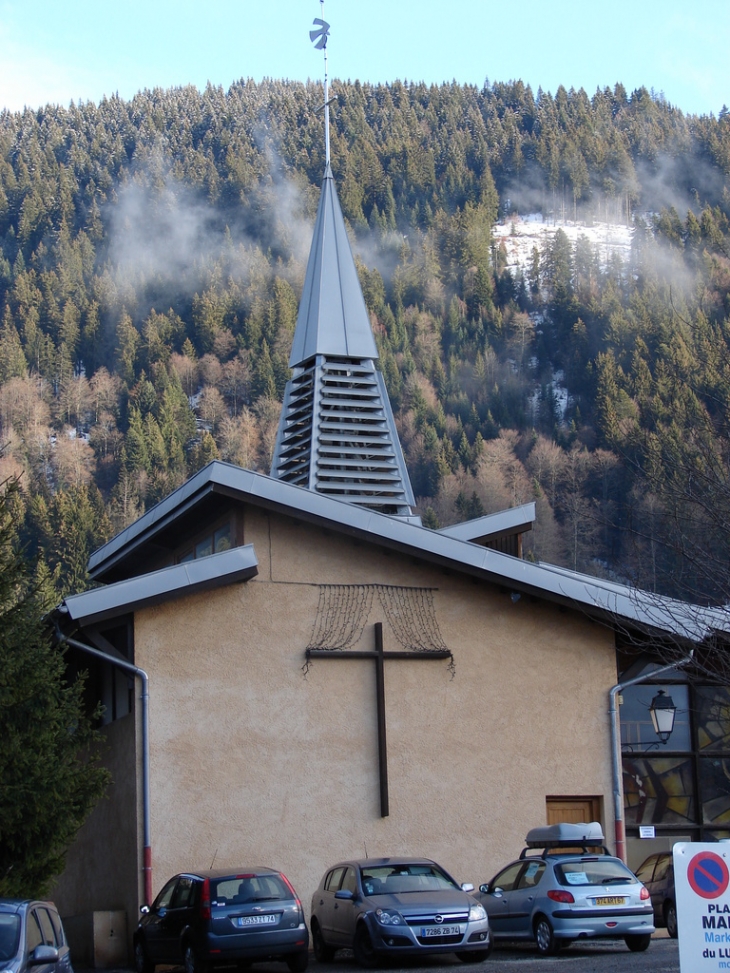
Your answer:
(129, 506), (617, 917)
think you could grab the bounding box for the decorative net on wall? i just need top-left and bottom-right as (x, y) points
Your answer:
(306, 584), (450, 653)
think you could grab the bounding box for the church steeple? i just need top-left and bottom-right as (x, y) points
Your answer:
(270, 164), (418, 520)
(270, 9), (417, 521)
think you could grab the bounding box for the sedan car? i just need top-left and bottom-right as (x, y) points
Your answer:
(0, 899), (74, 973)
(634, 852), (677, 938)
(476, 823), (655, 955)
(133, 868), (309, 973)
(309, 857), (491, 968)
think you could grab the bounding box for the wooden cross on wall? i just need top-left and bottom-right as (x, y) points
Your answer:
(306, 622), (452, 817)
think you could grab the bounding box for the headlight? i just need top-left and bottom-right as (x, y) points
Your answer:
(375, 908), (405, 925)
(468, 902), (487, 922)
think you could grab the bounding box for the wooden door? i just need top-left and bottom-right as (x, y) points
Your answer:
(546, 796), (602, 826)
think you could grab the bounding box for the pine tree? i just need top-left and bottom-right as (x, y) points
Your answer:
(0, 470), (109, 896)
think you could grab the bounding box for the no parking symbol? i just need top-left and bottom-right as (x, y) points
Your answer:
(688, 852), (730, 899)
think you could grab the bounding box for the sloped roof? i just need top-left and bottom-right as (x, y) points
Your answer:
(288, 163), (378, 367)
(83, 461), (730, 644)
(62, 545), (258, 627)
(438, 504), (535, 543)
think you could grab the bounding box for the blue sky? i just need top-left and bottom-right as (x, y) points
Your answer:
(0, 0), (727, 118)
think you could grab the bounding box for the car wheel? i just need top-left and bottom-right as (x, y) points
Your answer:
(665, 901), (678, 939)
(624, 934), (652, 952)
(286, 951), (309, 973)
(311, 920), (335, 963)
(353, 923), (379, 969)
(534, 916), (559, 956)
(183, 943), (209, 973)
(134, 940), (154, 973)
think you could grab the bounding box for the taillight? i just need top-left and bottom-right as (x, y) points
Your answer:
(640, 886), (651, 900)
(280, 872), (303, 911)
(547, 889), (575, 903)
(200, 878), (211, 920)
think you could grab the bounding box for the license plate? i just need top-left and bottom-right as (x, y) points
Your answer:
(237, 914), (277, 926)
(421, 925), (461, 937)
(594, 896), (626, 906)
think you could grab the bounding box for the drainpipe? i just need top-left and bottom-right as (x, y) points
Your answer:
(610, 651), (694, 864)
(56, 628), (152, 904)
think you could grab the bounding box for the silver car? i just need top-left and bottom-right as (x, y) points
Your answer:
(476, 823), (655, 955)
(0, 900), (74, 973)
(310, 857), (491, 968)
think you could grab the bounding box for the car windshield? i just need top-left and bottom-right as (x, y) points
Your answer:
(0, 915), (20, 961)
(555, 859), (638, 887)
(360, 864), (458, 895)
(212, 874), (291, 904)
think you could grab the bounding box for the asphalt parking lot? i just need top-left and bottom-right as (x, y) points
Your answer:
(87, 933), (680, 973)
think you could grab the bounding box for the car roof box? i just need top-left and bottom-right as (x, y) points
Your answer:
(525, 821), (605, 848)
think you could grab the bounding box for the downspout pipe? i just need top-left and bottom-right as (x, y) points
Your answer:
(56, 628), (152, 904)
(610, 650), (694, 864)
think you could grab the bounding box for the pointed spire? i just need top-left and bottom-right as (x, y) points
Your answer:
(270, 9), (417, 520)
(271, 166), (417, 520)
(289, 164), (378, 367)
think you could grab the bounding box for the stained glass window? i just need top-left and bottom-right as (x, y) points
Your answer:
(697, 687), (730, 752)
(623, 754), (695, 826)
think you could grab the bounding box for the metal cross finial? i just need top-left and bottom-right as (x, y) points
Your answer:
(310, 1), (331, 166)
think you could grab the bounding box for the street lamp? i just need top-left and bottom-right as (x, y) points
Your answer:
(649, 689), (677, 744)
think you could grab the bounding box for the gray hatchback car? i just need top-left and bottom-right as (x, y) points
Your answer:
(310, 857), (491, 968)
(476, 823), (655, 955)
(0, 899), (74, 973)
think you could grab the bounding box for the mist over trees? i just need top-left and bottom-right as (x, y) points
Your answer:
(0, 77), (729, 602)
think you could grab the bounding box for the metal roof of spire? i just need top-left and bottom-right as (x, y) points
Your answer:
(270, 9), (417, 521)
(288, 163), (378, 366)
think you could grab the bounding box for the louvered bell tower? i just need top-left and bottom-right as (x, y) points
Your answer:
(270, 10), (418, 522)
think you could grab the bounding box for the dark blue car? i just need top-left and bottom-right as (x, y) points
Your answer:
(134, 868), (309, 973)
(634, 853), (677, 938)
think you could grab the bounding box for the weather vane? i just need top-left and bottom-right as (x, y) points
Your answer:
(310, 0), (332, 166)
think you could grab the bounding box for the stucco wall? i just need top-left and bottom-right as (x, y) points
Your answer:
(129, 506), (617, 918)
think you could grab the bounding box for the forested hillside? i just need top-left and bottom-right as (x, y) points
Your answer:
(1, 78), (729, 602)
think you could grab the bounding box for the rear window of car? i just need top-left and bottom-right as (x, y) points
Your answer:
(555, 859), (638, 887)
(212, 874), (290, 904)
(0, 915), (20, 961)
(360, 864), (458, 895)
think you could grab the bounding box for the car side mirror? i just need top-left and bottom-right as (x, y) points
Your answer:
(479, 884), (490, 894)
(334, 889), (354, 900)
(29, 946), (59, 966)
(461, 883), (474, 892)
(140, 905), (150, 915)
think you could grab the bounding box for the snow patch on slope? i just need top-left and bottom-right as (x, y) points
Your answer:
(493, 213), (633, 274)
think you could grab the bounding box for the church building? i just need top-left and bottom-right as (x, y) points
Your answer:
(50, 89), (730, 964)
